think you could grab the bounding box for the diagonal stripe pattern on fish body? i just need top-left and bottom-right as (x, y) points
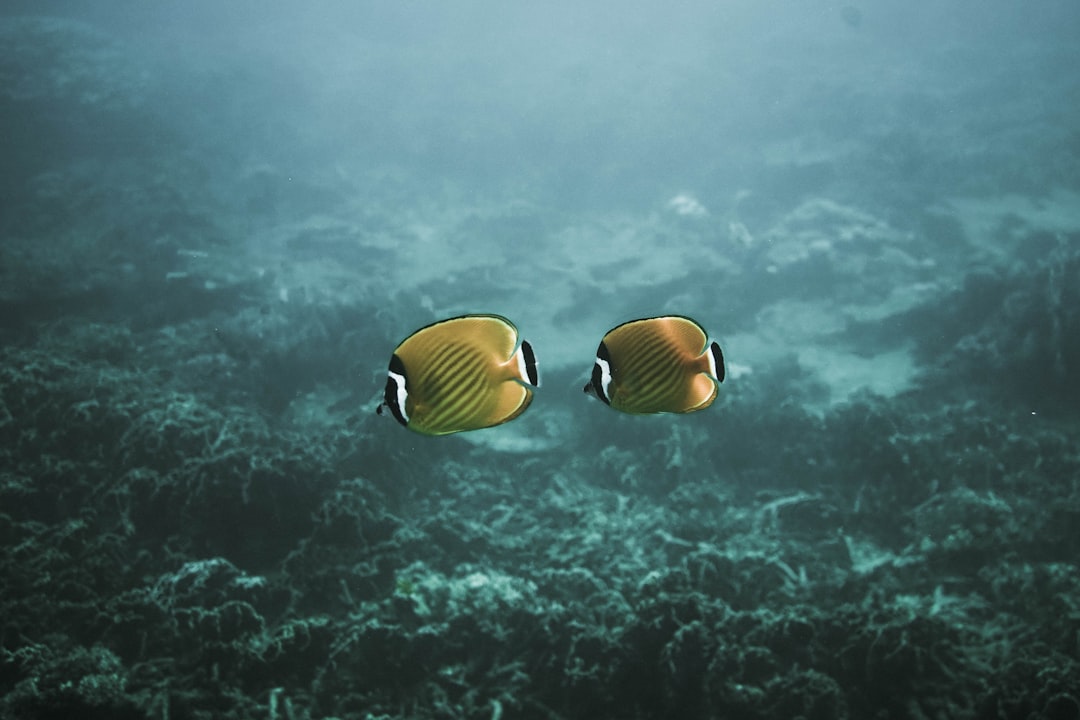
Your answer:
(378, 314), (539, 435)
(584, 315), (725, 414)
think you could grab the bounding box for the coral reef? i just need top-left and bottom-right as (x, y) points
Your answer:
(3, 8), (1080, 719)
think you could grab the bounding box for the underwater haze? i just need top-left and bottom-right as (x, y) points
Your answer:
(2, 1), (1080, 718)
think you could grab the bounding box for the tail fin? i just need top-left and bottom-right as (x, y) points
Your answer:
(514, 340), (540, 387)
(707, 341), (725, 383)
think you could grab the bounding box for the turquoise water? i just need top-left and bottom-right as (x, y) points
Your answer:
(2, 3), (1079, 718)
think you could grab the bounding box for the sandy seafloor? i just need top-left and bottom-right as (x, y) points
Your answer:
(2, 3), (1080, 719)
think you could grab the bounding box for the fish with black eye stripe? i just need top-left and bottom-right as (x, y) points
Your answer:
(584, 315), (725, 414)
(377, 314), (539, 436)
(377, 313), (725, 435)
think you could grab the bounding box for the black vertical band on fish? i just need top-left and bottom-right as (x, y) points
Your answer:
(383, 353), (410, 427)
(585, 315), (725, 415)
(519, 340), (539, 387)
(590, 341), (613, 405)
(378, 314), (539, 436)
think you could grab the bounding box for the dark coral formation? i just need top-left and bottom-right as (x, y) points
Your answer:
(3, 8), (1080, 720)
(3, 257), (1080, 717)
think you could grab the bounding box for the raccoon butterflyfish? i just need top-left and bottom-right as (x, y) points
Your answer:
(377, 314), (539, 435)
(584, 315), (724, 414)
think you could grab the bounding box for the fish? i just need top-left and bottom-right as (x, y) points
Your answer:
(377, 314), (539, 435)
(584, 315), (724, 414)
